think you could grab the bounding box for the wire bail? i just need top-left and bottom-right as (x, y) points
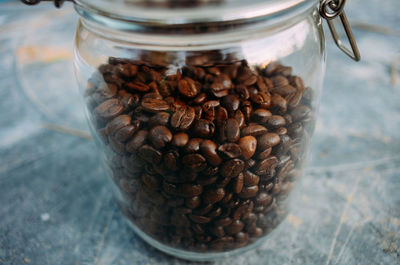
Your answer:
(319, 0), (361, 61)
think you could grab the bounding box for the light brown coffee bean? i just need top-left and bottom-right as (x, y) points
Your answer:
(238, 136), (257, 160)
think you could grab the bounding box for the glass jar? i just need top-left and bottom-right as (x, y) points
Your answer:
(22, 0), (359, 261)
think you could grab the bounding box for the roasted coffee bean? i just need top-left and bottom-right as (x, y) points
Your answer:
(126, 130), (148, 152)
(251, 92), (271, 109)
(148, 112), (170, 127)
(223, 118), (240, 143)
(238, 136), (257, 160)
(209, 226), (225, 238)
(189, 214), (211, 224)
(141, 173), (161, 190)
(178, 77), (199, 98)
(252, 109), (272, 123)
(163, 152), (179, 172)
(232, 173), (244, 194)
(255, 192), (273, 207)
(266, 115), (286, 128)
(193, 119), (216, 138)
(202, 187), (226, 204)
(185, 196), (201, 209)
(171, 132), (189, 147)
(271, 93), (287, 113)
(221, 95), (240, 113)
(106, 114), (131, 135)
(193, 93), (207, 105)
(184, 138), (203, 153)
(221, 159), (245, 178)
(238, 185), (259, 199)
(208, 206), (222, 217)
(210, 237), (234, 250)
(182, 153), (207, 172)
(257, 146), (272, 160)
(241, 124), (268, 137)
(233, 110), (246, 129)
(179, 183), (203, 197)
(257, 132), (281, 150)
(291, 105), (311, 121)
(202, 100), (220, 120)
(218, 143), (242, 159)
(200, 140), (222, 166)
(254, 156), (279, 176)
(214, 217), (233, 227)
(94, 99), (124, 120)
(171, 106), (196, 131)
(243, 171), (260, 186)
(149, 126), (173, 149)
(141, 98), (170, 113)
(216, 106), (229, 127)
(126, 81), (150, 92)
(193, 204), (214, 215)
(138, 145), (162, 164)
(114, 124), (138, 142)
(225, 220), (244, 235)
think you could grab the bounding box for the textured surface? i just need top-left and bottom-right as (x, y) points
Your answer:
(0, 1), (399, 264)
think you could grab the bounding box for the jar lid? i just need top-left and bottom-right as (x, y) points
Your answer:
(74, 0), (317, 25)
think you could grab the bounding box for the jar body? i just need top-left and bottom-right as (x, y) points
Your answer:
(74, 6), (325, 260)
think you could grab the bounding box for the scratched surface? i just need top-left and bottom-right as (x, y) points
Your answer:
(0, 1), (399, 264)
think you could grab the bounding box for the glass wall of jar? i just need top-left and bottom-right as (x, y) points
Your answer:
(72, 0), (325, 261)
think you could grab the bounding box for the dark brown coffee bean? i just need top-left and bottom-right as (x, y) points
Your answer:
(254, 156), (279, 175)
(245, 159), (256, 169)
(114, 124), (137, 142)
(209, 226), (225, 238)
(193, 203), (214, 215)
(221, 159), (245, 178)
(149, 126), (173, 149)
(216, 107), (229, 127)
(196, 175), (218, 186)
(257, 146), (272, 160)
(252, 109), (272, 123)
(126, 130), (148, 152)
(178, 77), (199, 98)
(238, 185), (259, 199)
(148, 112), (170, 127)
(193, 119), (215, 138)
(235, 85), (250, 100)
(218, 143), (242, 159)
(202, 100), (220, 120)
(171, 132), (189, 147)
(221, 95), (240, 113)
(238, 136), (257, 160)
(163, 152), (179, 172)
(266, 115), (286, 128)
(207, 206), (222, 218)
(171, 106), (196, 131)
(189, 214), (211, 224)
(271, 75), (289, 87)
(223, 118), (240, 143)
(193, 93), (207, 105)
(200, 140), (222, 166)
(241, 124), (268, 137)
(142, 92), (162, 100)
(214, 217), (233, 227)
(141, 173), (161, 190)
(232, 173), (244, 194)
(243, 171), (260, 186)
(119, 91), (139, 111)
(94, 99), (124, 120)
(210, 74), (232, 92)
(257, 132), (281, 150)
(255, 192), (273, 207)
(202, 188), (225, 204)
(185, 196), (201, 209)
(271, 93), (287, 113)
(251, 92), (271, 109)
(182, 154), (206, 172)
(291, 105), (311, 121)
(106, 115), (131, 135)
(126, 81), (150, 92)
(141, 98), (169, 113)
(276, 127), (288, 135)
(210, 237), (234, 250)
(225, 220), (244, 235)
(138, 145), (162, 164)
(179, 183), (203, 198)
(184, 138), (203, 153)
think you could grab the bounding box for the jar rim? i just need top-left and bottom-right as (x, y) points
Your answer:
(74, 0), (318, 27)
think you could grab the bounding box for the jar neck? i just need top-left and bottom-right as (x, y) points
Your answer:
(76, 2), (317, 49)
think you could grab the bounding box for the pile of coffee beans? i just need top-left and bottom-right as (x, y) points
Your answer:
(85, 52), (313, 252)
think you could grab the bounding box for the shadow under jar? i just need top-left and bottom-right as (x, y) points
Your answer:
(73, 0), (325, 261)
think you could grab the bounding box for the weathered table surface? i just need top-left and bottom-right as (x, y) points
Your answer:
(0, 1), (399, 264)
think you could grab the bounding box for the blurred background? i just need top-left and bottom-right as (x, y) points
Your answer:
(0, 0), (399, 264)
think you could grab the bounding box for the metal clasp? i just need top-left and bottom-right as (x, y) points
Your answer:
(320, 0), (361, 61)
